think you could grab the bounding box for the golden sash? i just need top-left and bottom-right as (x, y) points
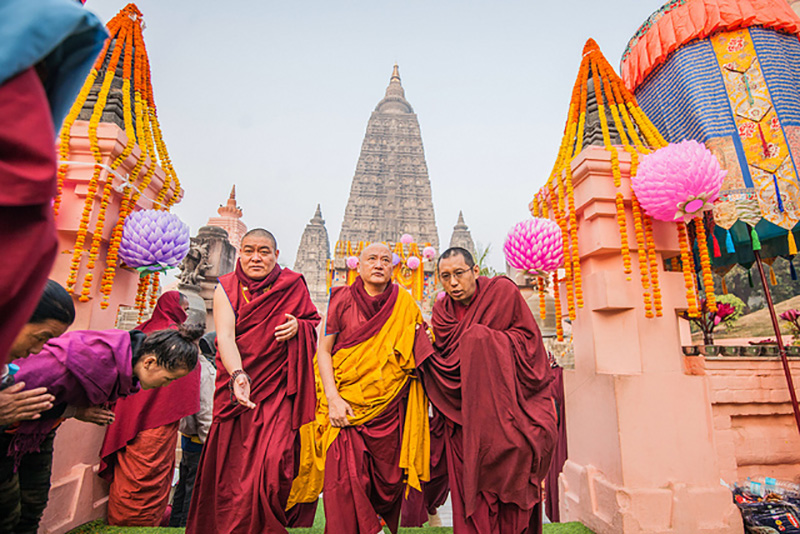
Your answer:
(287, 288), (430, 508)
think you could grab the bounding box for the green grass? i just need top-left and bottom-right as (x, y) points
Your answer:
(68, 502), (594, 533)
(68, 519), (593, 534)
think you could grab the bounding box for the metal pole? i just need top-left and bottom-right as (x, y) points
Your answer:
(753, 249), (800, 436)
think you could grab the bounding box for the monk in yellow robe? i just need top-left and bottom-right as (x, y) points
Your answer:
(288, 243), (433, 534)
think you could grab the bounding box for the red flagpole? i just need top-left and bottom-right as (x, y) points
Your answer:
(753, 250), (800, 436)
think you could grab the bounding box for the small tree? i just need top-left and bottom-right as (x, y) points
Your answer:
(475, 242), (498, 277)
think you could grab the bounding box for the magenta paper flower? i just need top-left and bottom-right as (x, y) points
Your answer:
(119, 209), (190, 270)
(632, 140), (726, 223)
(503, 218), (563, 273)
(346, 256), (359, 270)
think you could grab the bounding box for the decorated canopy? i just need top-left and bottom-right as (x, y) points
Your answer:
(621, 0), (800, 264)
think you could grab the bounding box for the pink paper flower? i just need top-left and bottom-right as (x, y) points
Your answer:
(346, 256), (359, 270)
(632, 140), (726, 223)
(503, 218), (563, 273)
(400, 234), (413, 244)
(406, 256), (421, 270)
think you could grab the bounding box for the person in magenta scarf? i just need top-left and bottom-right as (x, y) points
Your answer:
(186, 229), (320, 534)
(1, 325), (201, 533)
(100, 291), (200, 526)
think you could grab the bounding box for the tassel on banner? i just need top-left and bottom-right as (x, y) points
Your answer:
(751, 226), (762, 251)
(713, 233), (722, 257)
(748, 268), (754, 287)
(770, 265), (778, 285)
(790, 232), (798, 256)
(773, 174), (785, 212)
(726, 229), (735, 254)
(721, 276), (729, 294)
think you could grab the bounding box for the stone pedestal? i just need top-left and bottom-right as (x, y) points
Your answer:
(178, 225), (236, 331)
(41, 121), (181, 534)
(558, 147), (742, 533)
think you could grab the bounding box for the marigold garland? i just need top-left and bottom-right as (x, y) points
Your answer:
(529, 38), (688, 320)
(677, 223), (699, 317)
(553, 271), (564, 342)
(538, 275), (547, 321)
(56, 4), (182, 306)
(693, 217), (716, 313)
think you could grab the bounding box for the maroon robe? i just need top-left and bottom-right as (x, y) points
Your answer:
(100, 291), (200, 525)
(420, 276), (557, 534)
(186, 264), (319, 534)
(400, 407), (450, 527)
(0, 67), (57, 365)
(545, 365), (567, 523)
(322, 279), (433, 534)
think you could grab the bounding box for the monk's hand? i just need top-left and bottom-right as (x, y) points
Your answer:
(233, 372), (256, 409)
(275, 313), (299, 342)
(418, 323), (434, 344)
(74, 405), (116, 426)
(0, 383), (54, 426)
(328, 395), (354, 428)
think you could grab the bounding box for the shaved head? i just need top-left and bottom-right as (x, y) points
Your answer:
(359, 242), (392, 261)
(357, 242), (393, 295)
(242, 228), (277, 250)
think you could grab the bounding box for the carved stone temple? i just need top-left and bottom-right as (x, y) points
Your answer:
(337, 65), (439, 248)
(448, 210), (476, 258)
(293, 66), (442, 313)
(293, 204), (331, 309)
(207, 185), (247, 254)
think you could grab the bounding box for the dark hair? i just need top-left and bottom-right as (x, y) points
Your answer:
(437, 247), (476, 271)
(139, 323), (204, 371)
(28, 280), (75, 325)
(242, 228), (277, 250)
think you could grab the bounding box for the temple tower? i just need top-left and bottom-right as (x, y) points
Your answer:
(338, 65), (439, 248)
(293, 204), (331, 310)
(448, 210), (476, 258)
(207, 185), (247, 254)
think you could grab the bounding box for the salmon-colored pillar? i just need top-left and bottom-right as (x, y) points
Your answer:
(39, 120), (181, 534)
(558, 146), (742, 533)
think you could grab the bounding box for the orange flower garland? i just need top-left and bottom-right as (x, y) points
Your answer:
(677, 223), (699, 317)
(135, 273), (150, 321)
(538, 276), (547, 321)
(56, 4), (182, 305)
(693, 217), (716, 313)
(529, 38), (684, 320)
(553, 271), (564, 342)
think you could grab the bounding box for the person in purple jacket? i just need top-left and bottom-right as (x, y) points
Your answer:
(0, 324), (201, 533)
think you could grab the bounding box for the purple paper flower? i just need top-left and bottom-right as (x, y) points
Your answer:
(119, 210), (190, 269)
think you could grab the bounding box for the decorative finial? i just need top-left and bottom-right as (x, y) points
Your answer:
(230, 185), (236, 199)
(391, 64), (400, 81)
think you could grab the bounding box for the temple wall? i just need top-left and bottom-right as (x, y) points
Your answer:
(703, 356), (800, 484)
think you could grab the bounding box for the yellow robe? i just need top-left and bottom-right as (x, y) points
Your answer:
(287, 288), (430, 508)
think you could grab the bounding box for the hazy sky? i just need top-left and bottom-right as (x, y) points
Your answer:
(84, 0), (667, 271)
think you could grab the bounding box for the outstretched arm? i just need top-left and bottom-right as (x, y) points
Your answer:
(213, 285), (255, 409)
(316, 332), (353, 427)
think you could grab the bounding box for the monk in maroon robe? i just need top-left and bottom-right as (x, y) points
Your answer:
(400, 407), (449, 527)
(100, 291), (200, 526)
(419, 247), (557, 534)
(186, 229), (320, 534)
(288, 243), (432, 534)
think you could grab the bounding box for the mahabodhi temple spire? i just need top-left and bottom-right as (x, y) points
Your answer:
(337, 65), (440, 248)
